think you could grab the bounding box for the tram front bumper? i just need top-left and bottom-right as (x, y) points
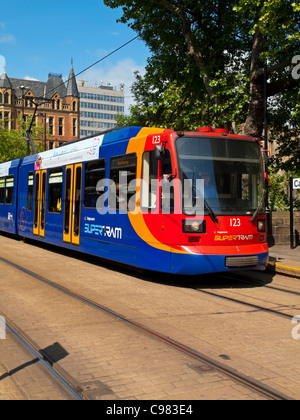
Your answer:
(170, 244), (269, 275)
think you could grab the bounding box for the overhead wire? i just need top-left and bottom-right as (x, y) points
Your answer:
(0, 34), (142, 143)
(40, 34), (141, 100)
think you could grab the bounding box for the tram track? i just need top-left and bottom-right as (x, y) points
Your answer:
(0, 315), (84, 400)
(196, 288), (296, 320)
(0, 255), (293, 401)
(192, 272), (300, 320)
(221, 272), (300, 297)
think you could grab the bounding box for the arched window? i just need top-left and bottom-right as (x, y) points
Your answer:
(4, 93), (9, 104)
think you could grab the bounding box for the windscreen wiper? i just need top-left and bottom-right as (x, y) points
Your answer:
(203, 199), (220, 225)
(192, 169), (220, 225)
(250, 189), (267, 222)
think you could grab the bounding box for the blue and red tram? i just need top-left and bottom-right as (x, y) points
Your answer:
(0, 126), (269, 275)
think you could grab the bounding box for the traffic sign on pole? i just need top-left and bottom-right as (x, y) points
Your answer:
(289, 175), (300, 249)
(293, 178), (300, 190)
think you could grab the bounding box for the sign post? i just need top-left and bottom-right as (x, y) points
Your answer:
(290, 175), (300, 249)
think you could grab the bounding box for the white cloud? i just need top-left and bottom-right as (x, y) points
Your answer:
(0, 34), (15, 44)
(81, 58), (146, 113)
(24, 76), (39, 81)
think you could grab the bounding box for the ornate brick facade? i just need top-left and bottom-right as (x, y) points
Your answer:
(0, 65), (80, 148)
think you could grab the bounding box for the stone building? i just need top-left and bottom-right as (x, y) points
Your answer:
(0, 64), (80, 148)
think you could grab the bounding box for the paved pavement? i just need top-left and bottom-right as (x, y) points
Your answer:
(0, 236), (299, 400)
(0, 328), (77, 400)
(268, 244), (300, 278)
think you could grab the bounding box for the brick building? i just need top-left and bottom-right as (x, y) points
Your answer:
(0, 64), (80, 148)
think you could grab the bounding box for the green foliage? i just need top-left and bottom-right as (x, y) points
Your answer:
(105, 0), (300, 170)
(268, 169), (300, 211)
(0, 116), (45, 163)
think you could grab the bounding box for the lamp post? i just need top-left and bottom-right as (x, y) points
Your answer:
(24, 96), (51, 156)
(18, 85), (29, 154)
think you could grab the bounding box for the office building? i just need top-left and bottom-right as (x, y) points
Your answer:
(77, 80), (125, 138)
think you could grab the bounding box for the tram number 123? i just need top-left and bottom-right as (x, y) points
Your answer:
(230, 218), (241, 227)
(152, 135), (161, 144)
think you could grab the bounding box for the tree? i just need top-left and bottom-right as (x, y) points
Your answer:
(233, 0), (299, 137)
(105, 0), (300, 155)
(0, 115), (45, 163)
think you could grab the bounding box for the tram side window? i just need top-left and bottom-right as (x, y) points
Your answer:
(141, 151), (158, 211)
(6, 176), (14, 205)
(141, 150), (174, 213)
(84, 159), (106, 209)
(109, 154), (137, 211)
(27, 173), (34, 211)
(161, 150), (174, 214)
(0, 178), (5, 204)
(48, 169), (63, 213)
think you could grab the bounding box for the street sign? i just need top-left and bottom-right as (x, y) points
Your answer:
(293, 178), (300, 190)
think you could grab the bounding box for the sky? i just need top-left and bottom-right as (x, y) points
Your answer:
(0, 0), (150, 112)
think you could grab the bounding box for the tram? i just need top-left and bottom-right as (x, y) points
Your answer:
(0, 126), (269, 275)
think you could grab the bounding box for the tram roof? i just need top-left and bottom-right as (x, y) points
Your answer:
(21, 126), (144, 169)
(1, 126), (261, 171)
(0, 159), (22, 177)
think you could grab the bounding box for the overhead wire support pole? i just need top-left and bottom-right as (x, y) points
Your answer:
(26, 100), (39, 156)
(25, 97), (51, 156)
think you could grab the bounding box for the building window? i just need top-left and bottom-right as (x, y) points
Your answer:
(58, 118), (64, 136)
(72, 101), (77, 112)
(73, 118), (77, 137)
(4, 93), (9, 104)
(4, 112), (9, 129)
(49, 117), (54, 135)
(0, 93), (2, 103)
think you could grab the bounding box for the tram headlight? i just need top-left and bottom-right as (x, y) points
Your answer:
(257, 219), (266, 232)
(183, 220), (206, 234)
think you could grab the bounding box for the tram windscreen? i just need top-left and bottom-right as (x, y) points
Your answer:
(176, 136), (264, 216)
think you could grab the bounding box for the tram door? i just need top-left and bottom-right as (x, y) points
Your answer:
(63, 164), (82, 246)
(33, 170), (47, 237)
